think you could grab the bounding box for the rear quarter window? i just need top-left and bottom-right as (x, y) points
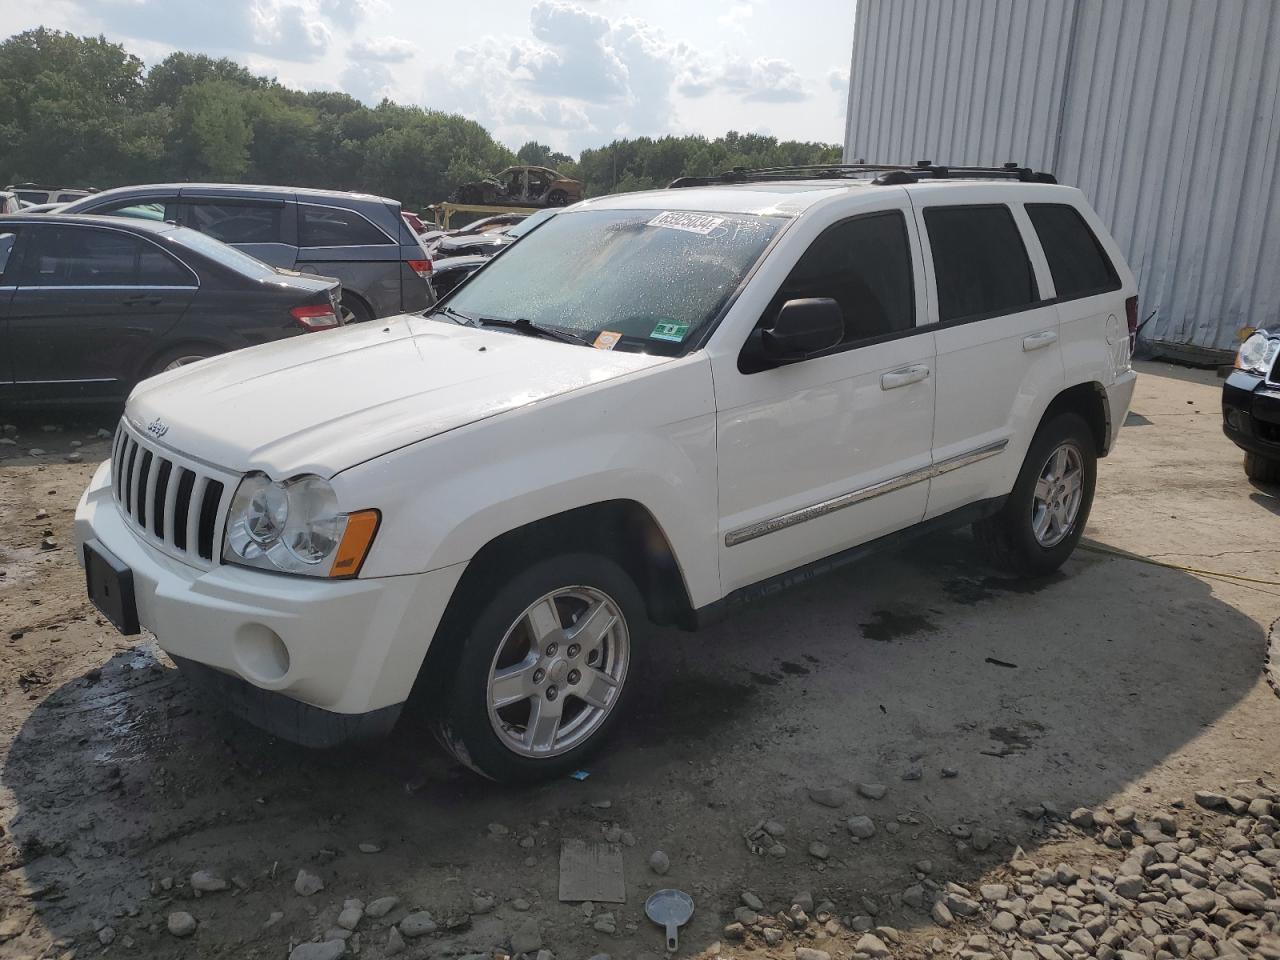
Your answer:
(924, 204), (1038, 322)
(299, 204), (393, 247)
(183, 201), (284, 244)
(1026, 203), (1119, 299)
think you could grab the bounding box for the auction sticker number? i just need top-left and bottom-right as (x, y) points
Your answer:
(648, 211), (726, 235)
(650, 322), (690, 342)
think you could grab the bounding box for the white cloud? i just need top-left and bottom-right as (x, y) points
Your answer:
(350, 35), (415, 62)
(720, 56), (807, 103)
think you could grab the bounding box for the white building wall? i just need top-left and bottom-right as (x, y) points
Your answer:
(845, 0), (1280, 356)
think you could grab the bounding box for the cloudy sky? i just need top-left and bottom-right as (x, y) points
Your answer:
(3, 0), (855, 154)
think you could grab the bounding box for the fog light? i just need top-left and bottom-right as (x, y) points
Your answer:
(233, 623), (290, 683)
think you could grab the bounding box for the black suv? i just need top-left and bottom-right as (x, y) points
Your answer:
(59, 184), (434, 323)
(1223, 328), (1280, 482)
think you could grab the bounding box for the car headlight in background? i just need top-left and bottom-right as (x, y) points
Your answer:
(1235, 331), (1279, 377)
(223, 473), (379, 578)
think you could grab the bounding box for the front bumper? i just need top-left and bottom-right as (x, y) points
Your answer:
(1222, 370), (1280, 460)
(74, 461), (466, 740)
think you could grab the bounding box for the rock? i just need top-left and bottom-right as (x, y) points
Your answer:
(385, 927), (406, 956)
(931, 901), (954, 926)
(1182, 888), (1216, 914)
(358, 842), (381, 854)
(34, 509), (48, 520)
(1070, 808), (1095, 828)
(265, 912), (284, 928)
(510, 917), (541, 954)
(903, 765), (923, 781)
(971, 827), (994, 852)
(96, 428), (113, 439)
(488, 822), (510, 837)
(471, 894), (495, 914)
(764, 819), (786, 837)
(400, 912), (437, 937)
(1055, 863), (1081, 885)
(592, 912), (616, 934)
(792, 890), (815, 913)
(98, 926), (116, 945)
(808, 787), (847, 808)
(366, 896), (399, 918)
(511, 898), (531, 911)
(808, 841), (830, 860)
(763, 927), (784, 946)
(28, 449), (45, 456)
(768, 842), (787, 857)
(915, 859), (934, 874)
(992, 911), (1018, 933)
(980, 883), (1008, 902)
(338, 902), (364, 930)
(167, 912), (197, 938)
(857, 782), (888, 800)
(854, 934), (890, 958)
(733, 905), (758, 925)
(602, 824), (623, 843)
(648, 850), (670, 875)
(847, 815), (876, 839)
(66, 452), (82, 463)
(1114, 806), (1136, 825)
(723, 922), (746, 941)
(519, 835), (536, 849)
(1225, 887), (1265, 912)
(1115, 875), (1145, 898)
(944, 891), (981, 916)
(190, 870), (228, 893)
(289, 942), (346, 960)
(741, 891), (764, 910)
(295, 868), (324, 897)
(795, 949), (831, 960)
(941, 766), (959, 778)
(1194, 790), (1228, 809)
(40, 537), (57, 550)
(901, 884), (925, 910)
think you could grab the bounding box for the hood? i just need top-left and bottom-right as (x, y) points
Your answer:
(126, 316), (670, 477)
(435, 232), (511, 255)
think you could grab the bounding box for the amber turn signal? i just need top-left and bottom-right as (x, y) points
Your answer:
(329, 509), (380, 578)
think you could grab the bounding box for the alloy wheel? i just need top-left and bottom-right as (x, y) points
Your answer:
(1031, 441), (1084, 547)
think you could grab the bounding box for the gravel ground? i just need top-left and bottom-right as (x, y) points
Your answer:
(0, 359), (1278, 960)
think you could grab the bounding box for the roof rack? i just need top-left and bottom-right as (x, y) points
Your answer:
(667, 160), (1057, 189)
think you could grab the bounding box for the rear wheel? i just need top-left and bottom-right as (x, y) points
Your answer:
(973, 412), (1097, 577)
(148, 345), (215, 378)
(547, 189), (568, 206)
(1244, 451), (1280, 484)
(430, 554), (644, 782)
(339, 294), (373, 325)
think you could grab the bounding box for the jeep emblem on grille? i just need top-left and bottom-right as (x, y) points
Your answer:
(146, 417), (169, 439)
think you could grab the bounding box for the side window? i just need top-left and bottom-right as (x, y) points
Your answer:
(137, 242), (195, 286)
(1026, 203), (1119, 300)
(298, 204), (392, 247)
(768, 211), (916, 345)
(0, 229), (19, 280)
(924, 205), (1038, 322)
(25, 226), (142, 286)
(94, 200), (169, 222)
(182, 201), (283, 244)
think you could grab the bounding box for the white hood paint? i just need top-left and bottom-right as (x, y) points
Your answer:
(127, 315), (671, 477)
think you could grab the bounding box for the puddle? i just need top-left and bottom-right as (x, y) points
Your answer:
(982, 720), (1046, 757)
(859, 609), (937, 642)
(943, 573), (1065, 605)
(778, 660), (809, 675)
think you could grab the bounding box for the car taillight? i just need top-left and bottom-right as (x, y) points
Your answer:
(407, 258), (432, 279)
(1125, 295), (1138, 351)
(290, 304), (340, 331)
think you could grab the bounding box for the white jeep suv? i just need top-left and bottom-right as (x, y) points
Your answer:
(75, 163), (1138, 782)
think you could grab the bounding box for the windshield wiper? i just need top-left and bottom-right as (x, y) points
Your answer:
(472, 316), (592, 347)
(432, 305), (473, 325)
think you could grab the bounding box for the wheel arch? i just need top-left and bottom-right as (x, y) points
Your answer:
(1039, 380), (1110, 457)
(138, 339), (227, 380)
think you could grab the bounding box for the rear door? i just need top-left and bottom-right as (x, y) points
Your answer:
(8, 224), (197, 400)
(0, 225), (20, 397)
(911, 196), (1063, 519)
(177, 195), (297, 268)
(295, 201), (401, 318)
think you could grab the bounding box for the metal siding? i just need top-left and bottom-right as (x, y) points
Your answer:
(846, 0), (1280, 353)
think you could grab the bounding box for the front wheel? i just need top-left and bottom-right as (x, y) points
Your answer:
(1244, 451), (1280, 484)
(547, 189), (568, 206)
(430, 554), (645, 782)
(973, 412), (1097, 577)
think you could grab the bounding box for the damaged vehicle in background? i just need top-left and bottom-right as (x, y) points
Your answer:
(429, 209), (557, 298)
(450, 166), (582, 208)
(0, 214), (342, 404)
(1223, 328), (1280, 482)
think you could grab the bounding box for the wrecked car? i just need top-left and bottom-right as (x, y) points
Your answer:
(450, 166), (582, 208)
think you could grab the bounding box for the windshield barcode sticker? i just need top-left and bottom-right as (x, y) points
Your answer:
(648, 211), (726, 235)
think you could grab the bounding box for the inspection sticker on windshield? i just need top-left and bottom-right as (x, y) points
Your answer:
(650, 322), (690, 342)
(648, 211), (726, 235)
(593, 330), (622, 350)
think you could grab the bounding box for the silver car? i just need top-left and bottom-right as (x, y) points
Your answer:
(60, 183), (435, 323)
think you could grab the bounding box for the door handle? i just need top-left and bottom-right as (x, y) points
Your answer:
(1022, 330), (1058, 351)
(121, 294), (162, 307)
(880, 364), (931, 390)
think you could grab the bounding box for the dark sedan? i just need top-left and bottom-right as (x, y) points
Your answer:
(0, 214), (342, 404)
(1222, 327), (1280, 483)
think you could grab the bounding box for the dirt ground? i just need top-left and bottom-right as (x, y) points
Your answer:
(1, 359), (1278, 960)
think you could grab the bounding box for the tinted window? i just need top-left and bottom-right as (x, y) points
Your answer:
(98, 200), (168, 222)
(299, 204), (391, 247)
(0, 230), (18, 278)
(1027, 203), (1118, 299)
(173, 226), (279, 279)
(55, 193), (86, 203)
(770, 211), (915, 344)
(183, 201), (283, 244)
(24, 226), (192, 286)
(924, 205), (1038, 322)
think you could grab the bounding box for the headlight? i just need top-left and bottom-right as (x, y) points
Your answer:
(1236, 331), (1279, 377)
(223, 473), (379, 578)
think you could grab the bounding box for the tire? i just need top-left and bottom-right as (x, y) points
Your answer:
(147, 345), (217, 378)
(547, 189), (568, 207)
(339, 293), (373, 325)
(430, 553), (646, 783)
(972, 412), (1098, 577)
(1244, 451), (1280, 484)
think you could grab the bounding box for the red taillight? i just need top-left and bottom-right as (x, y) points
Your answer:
(407, 258), (432, 279)
(1125, 295), (1138, 351)
(290, 304), (340, 331)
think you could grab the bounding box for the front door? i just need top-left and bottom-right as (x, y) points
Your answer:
(8, 224), (196, 400)
(711, 202), (937, 594)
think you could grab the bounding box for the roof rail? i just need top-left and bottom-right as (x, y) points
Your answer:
(668, 160), (1057, 189)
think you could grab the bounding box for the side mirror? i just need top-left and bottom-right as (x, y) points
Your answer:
(761, 298), (844, 361)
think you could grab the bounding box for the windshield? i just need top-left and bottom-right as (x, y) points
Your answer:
(441, 208), (781, 353)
